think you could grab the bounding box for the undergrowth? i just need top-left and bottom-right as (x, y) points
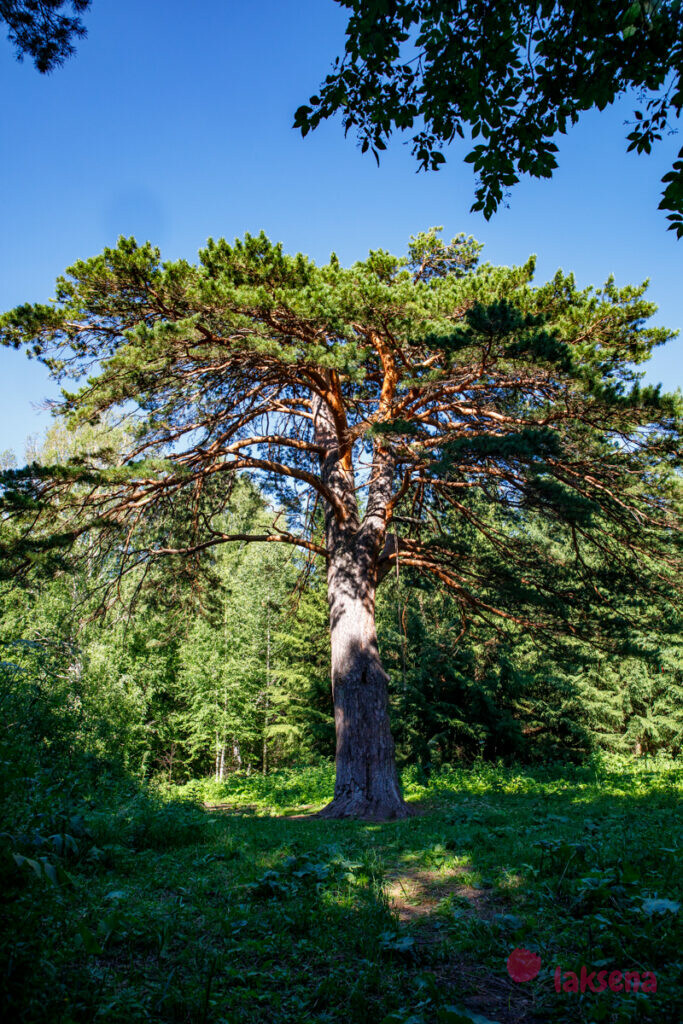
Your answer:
(1, 756), (681, 1024)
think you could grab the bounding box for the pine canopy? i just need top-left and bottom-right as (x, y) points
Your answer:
(1, 228), (681, 644)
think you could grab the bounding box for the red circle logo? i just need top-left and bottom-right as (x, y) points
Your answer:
(507, 948), (542, 982)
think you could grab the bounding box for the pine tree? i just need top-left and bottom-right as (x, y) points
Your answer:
(1, 228), (681, 817)
(1, 1), (91, 73)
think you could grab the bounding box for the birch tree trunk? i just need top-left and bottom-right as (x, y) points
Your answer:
(233, 738), (242, 768)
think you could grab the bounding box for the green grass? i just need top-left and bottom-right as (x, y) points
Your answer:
(2, 756), (681, 1024)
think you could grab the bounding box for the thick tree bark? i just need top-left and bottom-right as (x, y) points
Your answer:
(313, 387), (408, 819)
(319, 537), (408, 819)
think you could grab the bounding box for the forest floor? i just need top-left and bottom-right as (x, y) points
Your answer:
(2, 758), (681, 1024)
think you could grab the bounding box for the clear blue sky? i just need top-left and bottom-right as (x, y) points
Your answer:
(1, 0), (681, 459)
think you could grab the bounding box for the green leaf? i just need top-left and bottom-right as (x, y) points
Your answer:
(76, 922), (104, 955)
(380, 931), (416, 953)
(12, 853), (63, 885)
(624, 2), (641, 25)
(13, 853), (43, 880)
(642, 897), (680, 915)
(41, 860), (59, 885)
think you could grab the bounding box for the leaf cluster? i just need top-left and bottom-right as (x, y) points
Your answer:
(296, 1), (683, 234)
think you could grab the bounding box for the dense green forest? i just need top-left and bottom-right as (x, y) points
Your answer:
(2, 417), (682, 794)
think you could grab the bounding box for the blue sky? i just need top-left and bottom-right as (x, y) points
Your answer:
(1, 0), (681, 459)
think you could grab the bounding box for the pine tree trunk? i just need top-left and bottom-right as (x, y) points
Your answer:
(313, 389), (408, 820)
(318, 538), (408, 819)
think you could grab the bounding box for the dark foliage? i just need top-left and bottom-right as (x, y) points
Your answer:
(296, 1), (683, 235)
(1, 0), (90, 73)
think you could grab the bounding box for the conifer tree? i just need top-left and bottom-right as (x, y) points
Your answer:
(1, 1), (90, 72)
(1, 228), (681, 817)
(178, 482), (302, 777)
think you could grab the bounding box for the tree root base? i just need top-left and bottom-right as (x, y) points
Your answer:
(317, 795), (411, 821)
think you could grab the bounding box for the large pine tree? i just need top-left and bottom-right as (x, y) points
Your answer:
(1, 228), (681, 817)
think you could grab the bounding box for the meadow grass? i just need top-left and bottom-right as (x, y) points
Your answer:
(2, 755), (681, 1023)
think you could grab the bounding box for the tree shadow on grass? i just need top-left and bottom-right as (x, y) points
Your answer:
(5, 751), (677, 1024)
(209, 763), (681, 1023)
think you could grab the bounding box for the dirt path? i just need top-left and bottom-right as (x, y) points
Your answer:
(385, 864), (535, 1024)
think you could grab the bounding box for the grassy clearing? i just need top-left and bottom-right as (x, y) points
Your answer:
(2, 756), (681, 1024)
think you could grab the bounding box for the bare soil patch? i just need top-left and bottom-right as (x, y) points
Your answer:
(386, 865), (534, 1023)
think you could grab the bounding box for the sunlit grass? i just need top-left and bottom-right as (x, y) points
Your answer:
(2, 755), (681, 1023)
